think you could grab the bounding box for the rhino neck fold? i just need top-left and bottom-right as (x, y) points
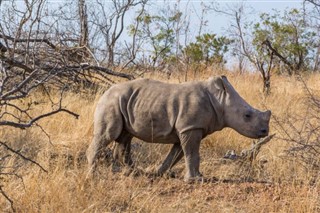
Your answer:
(205, 91), (225, 134)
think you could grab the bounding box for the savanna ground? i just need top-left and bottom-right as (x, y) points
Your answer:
(1, 70), (320, 212)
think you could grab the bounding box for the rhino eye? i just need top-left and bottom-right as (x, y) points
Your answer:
(244, 112), (252, 121)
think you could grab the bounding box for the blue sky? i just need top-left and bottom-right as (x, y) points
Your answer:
(6, 0), (304, 39)
(149, 0), (304, 37)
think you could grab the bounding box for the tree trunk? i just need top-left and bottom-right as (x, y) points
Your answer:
(313, 46), (320, 72)
(78, 0), (89, 47)
(263, 39), (294, 75)
(263, 74), (271, 95)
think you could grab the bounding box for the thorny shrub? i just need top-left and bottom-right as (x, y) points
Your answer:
(274, 78), (320, 183)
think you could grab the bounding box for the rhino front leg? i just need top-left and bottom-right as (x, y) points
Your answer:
(155, 143), (184, 176)
(179, 129), (203, 182)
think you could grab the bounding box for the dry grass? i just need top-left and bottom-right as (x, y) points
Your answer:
(1, 71), (320, 212)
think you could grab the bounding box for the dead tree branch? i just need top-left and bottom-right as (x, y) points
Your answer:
(0, 141), (47, 173)
(0, 108), (79, 129)
(0, 187), (15, 212)
(262, 39), (294, 71)
(305, 0), (320, 7)
(223, 134), (276, 162)
(78, 64), (135, 80)
(0, 34), (56, 49)
(272, 77), (320, 174)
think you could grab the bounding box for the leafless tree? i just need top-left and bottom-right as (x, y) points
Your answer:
(304, 0), (320, 72)
(89, 0), (145, 67)
(121, 0), (149, 69)
(305, 0), (320, 7)
(123, 0), (193, 74)
(0, 0), (134, 139)
(0, 1), (75, 209)
(209, 3), (274, 94)
(78, 0), (89, 48)
(233, 8), (274, 95)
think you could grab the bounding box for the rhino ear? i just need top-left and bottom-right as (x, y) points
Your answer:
(212, 75), (227, 92)
(208, 75), (232, 94)
(220, 75), (235, 93)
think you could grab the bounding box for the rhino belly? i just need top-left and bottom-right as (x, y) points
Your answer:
(133, 131), (180, 144)
(123, 116), (179, 144)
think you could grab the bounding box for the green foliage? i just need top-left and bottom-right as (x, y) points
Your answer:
(128, 9), (181, 66)
(127, 5), (318, 74)
(183, 33), (233, 67)
(252, 8), (317, 73)
(128, 8), (232, 70)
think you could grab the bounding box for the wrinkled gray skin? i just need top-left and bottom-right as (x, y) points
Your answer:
(86, 76), (271, 181)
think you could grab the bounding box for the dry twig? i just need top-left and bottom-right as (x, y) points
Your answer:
(223, 134), (276, 162)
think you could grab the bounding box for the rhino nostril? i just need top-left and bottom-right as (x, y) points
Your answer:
(260, 129), (268, 134)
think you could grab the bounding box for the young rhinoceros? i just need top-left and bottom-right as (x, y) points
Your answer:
(86, 76), (271, 182)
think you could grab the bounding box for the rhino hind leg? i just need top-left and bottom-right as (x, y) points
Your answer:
(113, 130), (134, 175)
(179, 130), (203, 182)
(86, 117), (123, 176)
(155, 143), (184, 176)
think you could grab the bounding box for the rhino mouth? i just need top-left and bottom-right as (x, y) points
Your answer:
(256, 128), (269, 138)
(257, 134), (268, 138)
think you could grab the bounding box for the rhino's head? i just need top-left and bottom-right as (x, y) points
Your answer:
(208, 76), (271, 139)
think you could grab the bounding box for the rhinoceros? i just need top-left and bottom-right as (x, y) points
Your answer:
(86, 76), (271, 181)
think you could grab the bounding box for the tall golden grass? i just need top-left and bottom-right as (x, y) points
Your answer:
(0, 71), (319, 212)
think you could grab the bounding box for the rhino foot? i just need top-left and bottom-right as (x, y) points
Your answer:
(127, 167), (145, 177)
(144, 167), (177, 179)
(111, 161), (122, 173)
(166, 170), (177, 178)
(184, 172), (204, 183)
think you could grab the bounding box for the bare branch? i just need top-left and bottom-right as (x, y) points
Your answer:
(78, 0), (89, 47)
(76, 64), (135, 80)
(0, 187), (15, 212)
(305, 0), (320, 7)
(262, 39), (294, 71)
(0, 141), (47, 173)
(223, 134), (276, 162)
(0, 108), (79, 129)
(0, 54), (33, 73)
(0, 42), (7, 53)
